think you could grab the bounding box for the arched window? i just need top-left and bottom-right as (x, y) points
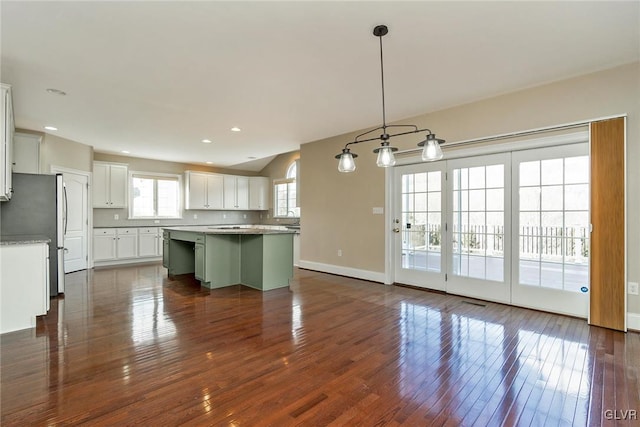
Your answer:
(286, 161), (296, 179)
(274, 160), (299, 218)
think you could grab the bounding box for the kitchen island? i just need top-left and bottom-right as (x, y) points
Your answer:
(162, 226), (295, 291)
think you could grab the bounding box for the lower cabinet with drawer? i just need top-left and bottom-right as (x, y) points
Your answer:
(94, 227), (162, 266)
(138, 227), (162, 257)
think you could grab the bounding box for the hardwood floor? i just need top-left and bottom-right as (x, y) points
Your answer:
(1, 264), (639, 426)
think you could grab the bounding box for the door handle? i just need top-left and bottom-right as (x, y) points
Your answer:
(393, 228), (400, 233)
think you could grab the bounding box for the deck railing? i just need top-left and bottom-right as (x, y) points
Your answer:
(403, 224), (589, 260)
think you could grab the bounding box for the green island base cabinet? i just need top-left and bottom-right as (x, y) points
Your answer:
(162, 227), (294, 291)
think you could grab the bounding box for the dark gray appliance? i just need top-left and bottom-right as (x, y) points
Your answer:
(0, 173), (65, 297)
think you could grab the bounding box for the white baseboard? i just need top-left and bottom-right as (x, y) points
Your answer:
(94, 257), (162, 268)
(297, 260), (386, 284)
(628, 313), (640, 332)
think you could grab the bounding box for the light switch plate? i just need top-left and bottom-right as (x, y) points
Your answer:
(372, 207), (384, 215)
(629, 282), (639, 295)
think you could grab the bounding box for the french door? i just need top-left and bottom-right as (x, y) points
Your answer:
(392, 143), (590, 318)
(393, 162), (446, 290)
(511, 144), (589, 317)
(446, 153), (511, 303)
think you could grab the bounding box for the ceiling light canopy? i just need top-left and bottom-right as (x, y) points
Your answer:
(44, 126), (58, 131)
(230, 127), (241, 132)
(335, 25), (445, 173)
(201, 139), (212, 143)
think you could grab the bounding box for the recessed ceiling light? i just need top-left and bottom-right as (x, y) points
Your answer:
(44, 126), (58, 131)
(201, 139), (212, 143)
(230, 127), (241, 132)
(121, 150), (130, 154)
(46, 88), (66, 96)
(206, 161), (213, 164)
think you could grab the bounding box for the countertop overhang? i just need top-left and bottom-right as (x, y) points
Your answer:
(162, 226), (296, 235)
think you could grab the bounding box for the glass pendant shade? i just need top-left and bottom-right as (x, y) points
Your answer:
(422, 138), (444, 161)
(337, 152), (356, 173)
(376, 146), (396, 167)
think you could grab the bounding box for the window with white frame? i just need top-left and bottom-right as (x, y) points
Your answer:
(130, 172), (181, 219)
(274, 161), (299, 218)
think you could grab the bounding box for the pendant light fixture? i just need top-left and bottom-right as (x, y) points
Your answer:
(335, 25), (445, 173)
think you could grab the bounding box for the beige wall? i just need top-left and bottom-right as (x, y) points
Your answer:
(300, 62), (640, 313)
(40, 133), (93, 173)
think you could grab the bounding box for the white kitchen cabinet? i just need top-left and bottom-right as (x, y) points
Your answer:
(138, 227), (161, 257)
(156, 228), (163, 255)
(93, 228), (138, 262)
(93, 162), (128, 208)
(93, 228), (117, 261)
(223, 175), (249, 210)
(115, 228), (137, 259)
(249, 177), (269, 210)
(1, 242), (49, 334)
(12, 133), (40, 174)
(1, 83), (15, 202)
(94, 227), (162, 265)
(185, 171), (224, 210)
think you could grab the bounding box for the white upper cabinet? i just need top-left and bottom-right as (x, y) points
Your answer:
(249, 176), (269, 210)
(223, 175), (249, 210)
(12, 133), (40, 174)
(93, 162), (128, 208)
(185, 171), (223, 210)
(186, 171), (265, 211)
(1, 83), (15, 202)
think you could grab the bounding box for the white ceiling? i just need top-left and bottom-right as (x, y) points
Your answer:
(1, 1), (638, 171)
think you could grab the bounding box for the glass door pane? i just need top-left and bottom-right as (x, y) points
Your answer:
(452, 164), (505, 281)
(512, 143), (589, 318)
(394, 163), (446, 290)
(447, 153), (511, 303)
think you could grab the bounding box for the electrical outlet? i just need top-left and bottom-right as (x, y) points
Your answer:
(223, 214), (226, 219)
(243, 214), (247, 219)
(338, 249), (342, 257)
(114, 214), (119, 220)
(629, 282), (639, 295)
(193, 214), (198, 220)
(154, 220), (160, 224)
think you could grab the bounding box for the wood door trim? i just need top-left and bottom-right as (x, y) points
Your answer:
(589, 117), (626, 331)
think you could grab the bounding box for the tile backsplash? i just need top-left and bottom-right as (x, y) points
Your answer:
(93, 208), (263, 228)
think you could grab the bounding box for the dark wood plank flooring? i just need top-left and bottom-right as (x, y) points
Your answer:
(1, 264), (639, 426)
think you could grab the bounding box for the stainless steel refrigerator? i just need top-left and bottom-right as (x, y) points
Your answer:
(0, 173), (65, 296)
